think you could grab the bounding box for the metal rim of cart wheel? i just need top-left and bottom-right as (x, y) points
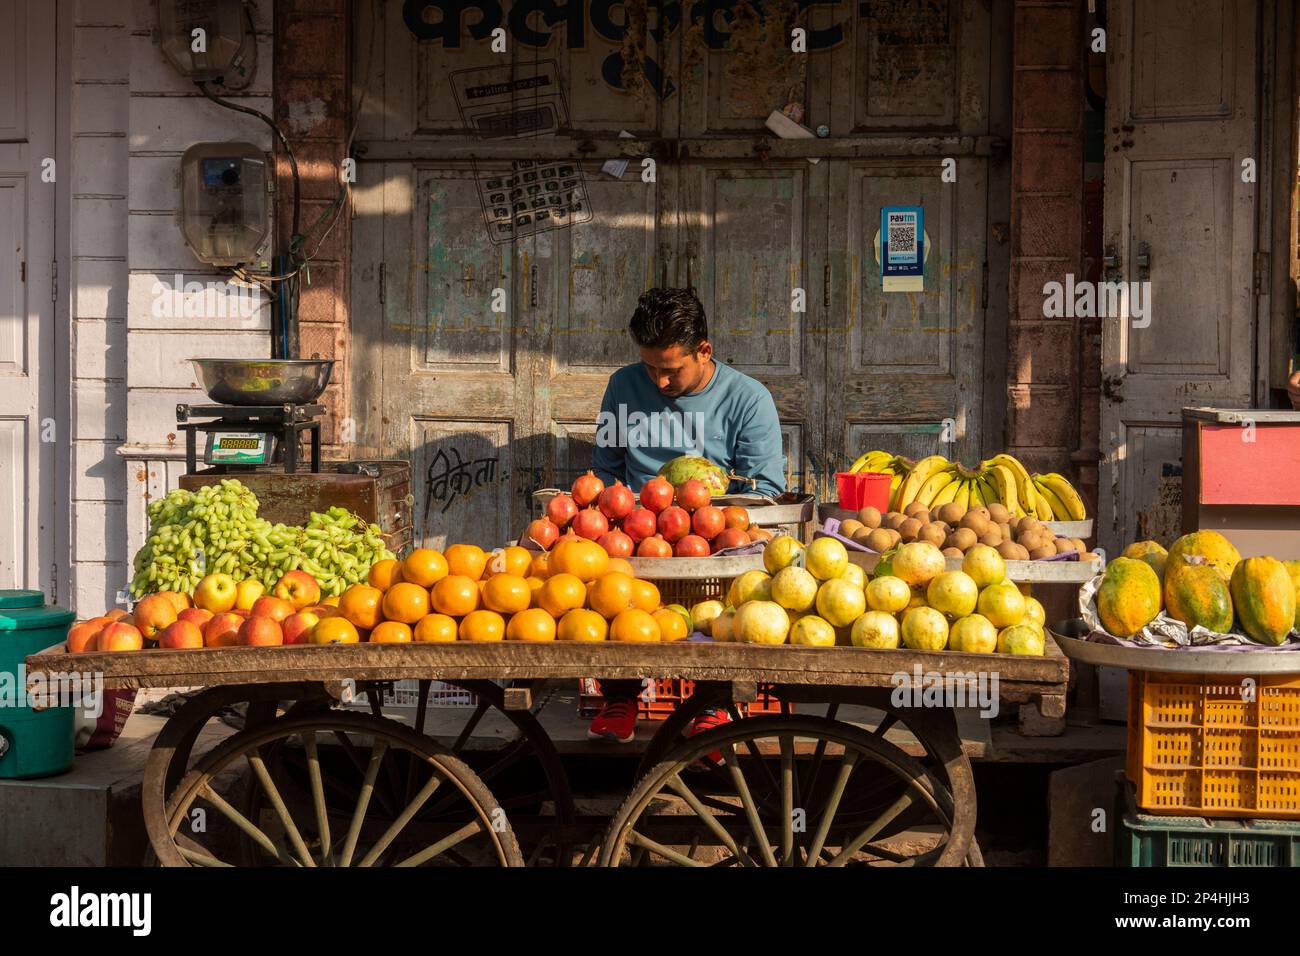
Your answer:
(153, 711), (525, 867)
(142, 679), (574, 866)
(600, 714), (977, 867)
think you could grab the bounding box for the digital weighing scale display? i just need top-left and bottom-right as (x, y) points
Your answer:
(206, 432), (273, 466)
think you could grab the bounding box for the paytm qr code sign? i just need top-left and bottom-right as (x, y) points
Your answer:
(879, 205), (925, 293)
(451, 61), (594, 243)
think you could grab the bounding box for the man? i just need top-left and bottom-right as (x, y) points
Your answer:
(587, 287), (786, 743)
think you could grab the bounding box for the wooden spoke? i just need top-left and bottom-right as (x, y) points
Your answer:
(357, 765), (446, 867)
(721, 743), (777, 867)
(246, 751), (316, 867)
(394, 820), (484, 868)
(804, 750), (861, 867)
(826, 789), (918, 867)
(302, 733), (332, 865)
(450, 700), (492, 754)
(663, 773), (756, 867)
(332, 730), (396, 818)
(625, 829), (705, 867)
(177, 845), (234, 867)
(779, 734), (796, 866)
(193, 783), (293, 865)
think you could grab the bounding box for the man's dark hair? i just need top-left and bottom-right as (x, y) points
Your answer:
(629, 287), (708, 351)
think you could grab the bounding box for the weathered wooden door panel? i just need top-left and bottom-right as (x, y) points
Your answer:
(846, 0), (958, 131)
(1100, 0), (1258, 551)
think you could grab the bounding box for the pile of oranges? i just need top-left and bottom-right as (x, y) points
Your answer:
(322, 538), (685, 644)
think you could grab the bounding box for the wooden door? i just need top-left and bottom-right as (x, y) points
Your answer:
(0, 0), (55, 590)
(1099, 0), (1260, 550)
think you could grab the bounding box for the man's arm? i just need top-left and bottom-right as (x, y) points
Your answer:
(732, 391), (786, 498)
(591, 376), (625, 486)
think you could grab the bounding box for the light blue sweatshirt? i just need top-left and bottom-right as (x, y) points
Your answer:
(590, 360), (787, 497)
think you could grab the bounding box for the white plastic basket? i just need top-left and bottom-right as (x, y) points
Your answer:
(345, 679), (479, 712)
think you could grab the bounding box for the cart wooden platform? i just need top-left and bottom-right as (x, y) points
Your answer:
(26, 638), (1069, 868)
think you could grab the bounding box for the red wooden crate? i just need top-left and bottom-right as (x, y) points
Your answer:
(578, 677), (788, 721)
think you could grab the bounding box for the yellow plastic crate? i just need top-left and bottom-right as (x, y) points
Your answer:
(1127, 671), (1300, 820)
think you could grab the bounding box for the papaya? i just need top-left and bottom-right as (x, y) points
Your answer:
(1164, 562), (1233, 634)
(1122, 540), (1168, 580)
(1096, 557), (1163, 638)
(1229, 556), (1296, 645)
(1285, 560), (1300, 631)
(1166, 531), (1241, 584)
(657, 456), (729, 496)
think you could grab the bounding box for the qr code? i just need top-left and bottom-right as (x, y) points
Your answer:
(888, 221), (917, 253)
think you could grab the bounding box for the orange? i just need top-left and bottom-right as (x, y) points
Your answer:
(368, 558), (404, 590)
(486, 545), (533, 577)
(652, 608), (689, 642)
(402, 548), (449, 588)
(529, 551), (551, 578)
(607, 557), (635, 578)
(338, 584), (384, 630)
(550, 539), (609, 582)
(431, 575), (480, 617)
(630, 578), (661, 613)
(610, 608), (661, 643)
(525, 576), (546, 607)
(558, 608), (607, 642)
(586, 572), (637, 620)
(381, 581), (431, 624)
(445, 543), (488, 581)
(321, 595), (340, 607)
(506, 607), (557, 642)
(459, 609), (505, 642)
(482, 574), (532, 614)
(413, 613), (458, 643)
(310, 617), (360, 645)
(538, 573), (586, 618)
(370, 621), (413, 643)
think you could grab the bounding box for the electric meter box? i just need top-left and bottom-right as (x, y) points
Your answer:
(158, 0), (249, 82)
(180, 142), (271, 267)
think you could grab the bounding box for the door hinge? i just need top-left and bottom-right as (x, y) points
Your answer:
(51, 259), (58, 302)
(377, 261), (385, 305)
(822, 262), (831, 309)
(1253, 251), (1269, 295)
(19, 261), (25, 283)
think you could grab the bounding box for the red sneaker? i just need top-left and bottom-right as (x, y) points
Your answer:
(686, 706), (732, 769)
(588, 698), (638, 743)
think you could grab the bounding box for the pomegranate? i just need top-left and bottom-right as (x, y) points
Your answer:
(554, 530), (582, 548)
(621, 507), (658, 542)
(713, 527), (751, 552)
(571, 470), (605, 507)
(639, 476), (675, 513)
(675, 478), (711, 511)
(546, 493), (579, 528)
(722, 506), (750, 531)
(522, 518), (559, 550)
(657, 506), (691, 543)
(572, 508), (610, 540)
(597, 481), (636, 521)
(691, 505), (726, 541)
(596, 529), (635, 558)
(674, 534), (711, 558)
(636, 534), (674, 558)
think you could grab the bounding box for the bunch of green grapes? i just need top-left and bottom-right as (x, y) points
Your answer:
(130, 479), (262, 596)
(238, 507), (394, 598)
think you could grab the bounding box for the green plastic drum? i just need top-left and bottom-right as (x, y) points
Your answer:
(0, 589), (77, 778)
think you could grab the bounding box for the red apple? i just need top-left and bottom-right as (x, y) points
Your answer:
(99, 621), (144, 652)
(251, 595), (295, 623)
(597, 481), (636, 522)
(239, 616), (284, 647)
(572, 508), (610, 540)
(639, 476), (674, 513)
(545, 494), (579, 529)
(713, 527), (751, 552)
(204, 612), (244, 648)
(636, 534), (674, 558)
(282, 610), (322, 646)
(158, 620), (204, 649)
(691, 505), (726, 541)
(177, 607), (214, 629)
(674, 534), (711, 558)
(522, 517), (560, 549)
(596, 529), (635, 557)
(621, 507), (658, 542)
(675, 479), (711, 511)
(657, 506), (691, 543)
(231, 608), (252, 619)
(571, 470), (605, 507)
(273, 570), (321, 610)
(193, 572), (237, 613)
(132, 594), (178, 642)
(67, 616), (112, 654)
(722, 506), (750, 531)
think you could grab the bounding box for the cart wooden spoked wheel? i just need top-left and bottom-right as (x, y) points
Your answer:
(600, 714), (976, 867)
(142, 679), (574, 867)
(153, 710), (524, 867)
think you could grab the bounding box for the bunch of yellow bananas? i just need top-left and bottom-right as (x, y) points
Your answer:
(845, 450), (914, 511)
(846, 450), (1087, 520)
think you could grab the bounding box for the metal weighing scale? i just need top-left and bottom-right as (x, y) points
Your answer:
(177, 401), (324, 475)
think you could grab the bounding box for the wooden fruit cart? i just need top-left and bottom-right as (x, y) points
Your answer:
(25, 637), (1068, 868)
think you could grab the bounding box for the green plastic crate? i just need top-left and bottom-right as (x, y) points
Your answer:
(1116, 775), (1300, 867)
